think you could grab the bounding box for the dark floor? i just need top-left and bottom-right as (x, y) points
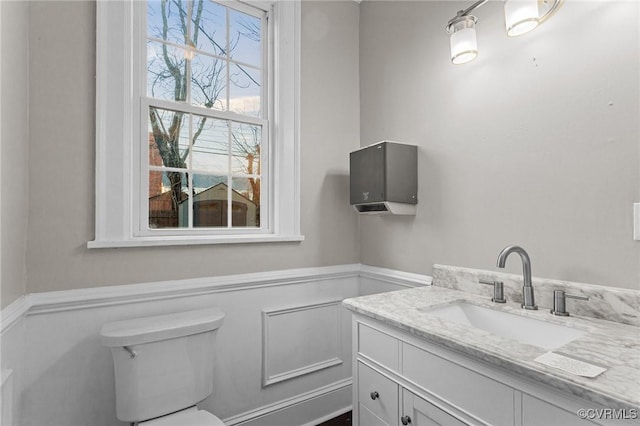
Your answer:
(316, 411), (352, 426)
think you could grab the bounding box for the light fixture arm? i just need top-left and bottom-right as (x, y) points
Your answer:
(446, 0), (487, 32)
(459, 0), (488, 18)
(447, 0), (562, 32)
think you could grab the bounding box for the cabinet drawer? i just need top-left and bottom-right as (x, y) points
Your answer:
(358, 323), (399, 371)
(402, 343), (514, 425)
(358, 362), (399, 425)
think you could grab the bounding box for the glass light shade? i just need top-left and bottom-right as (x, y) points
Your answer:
(504, 0), (540, 36)
(450, 23), (478, 65)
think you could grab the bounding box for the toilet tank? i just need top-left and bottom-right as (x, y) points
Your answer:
(101, 308), (225, 422)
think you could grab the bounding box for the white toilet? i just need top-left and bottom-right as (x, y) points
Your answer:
(101, 308), (226, 425)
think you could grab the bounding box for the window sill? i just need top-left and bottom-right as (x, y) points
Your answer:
(87, 234), (305, 249)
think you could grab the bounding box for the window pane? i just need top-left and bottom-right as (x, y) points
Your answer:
(229, 9), (261, 67)
(190, 115), (228, 172)
(191, 53), (226, 110)
(229, 64), (261, 117)
(149, 171), (188, 228)
(192, 0), (226, 56)
(193, 174), (227, 227)
(147, 40), (188, 102)
(231, 122), (261, 175)
(149, 107), (189, 168)
(232, 177), (260, 227)
(147, 0), (190, 46)
(145, 1), (267, 233)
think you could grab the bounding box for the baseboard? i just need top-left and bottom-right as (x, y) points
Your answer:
(224, 378), (352, 426)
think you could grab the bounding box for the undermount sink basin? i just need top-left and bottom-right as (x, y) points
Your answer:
(419, 302), (586, 350)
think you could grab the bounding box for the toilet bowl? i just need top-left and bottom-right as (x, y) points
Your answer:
(101, 308), (226, 425)
(140, 407), (224, 426)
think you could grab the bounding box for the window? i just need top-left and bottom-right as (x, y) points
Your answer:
(91, 0), (301, 247)
(145, 1), (265, 232)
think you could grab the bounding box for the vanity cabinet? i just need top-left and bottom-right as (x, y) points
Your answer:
(353, 315), (610, 426)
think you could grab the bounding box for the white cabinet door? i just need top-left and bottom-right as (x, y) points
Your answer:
(401, 389), (468, 426)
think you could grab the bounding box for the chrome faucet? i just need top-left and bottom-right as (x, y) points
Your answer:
(497, 245), (538, 310)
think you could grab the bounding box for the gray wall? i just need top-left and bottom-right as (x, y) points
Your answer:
(5, 0), (639, 302)
(359, 1), (640, 289)
(23, 1), (360, 295)
(1, 1), (29, 308)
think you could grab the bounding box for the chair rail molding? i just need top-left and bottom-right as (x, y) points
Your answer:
(0, 263), (432, 333)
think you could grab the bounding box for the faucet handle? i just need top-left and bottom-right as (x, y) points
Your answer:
(479, 279), (507, 303)
(550, 290), (589, 316)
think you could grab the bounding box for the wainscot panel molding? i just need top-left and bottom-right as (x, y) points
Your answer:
(262, 301), (343, 386)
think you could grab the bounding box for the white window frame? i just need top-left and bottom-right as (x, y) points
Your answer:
(90, 0), (302, 248)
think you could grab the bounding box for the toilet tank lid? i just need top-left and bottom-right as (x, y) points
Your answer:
(100, 308), (225, 347)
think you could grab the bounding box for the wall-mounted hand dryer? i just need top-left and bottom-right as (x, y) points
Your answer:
(350, 141), (417, 215)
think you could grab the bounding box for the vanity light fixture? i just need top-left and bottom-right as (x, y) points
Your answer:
(504, 0), (540, 36)
(446, 0), (563, 64)
(447, 14), (479, 65)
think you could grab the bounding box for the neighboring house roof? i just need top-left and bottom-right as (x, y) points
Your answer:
(177, 182), (256, 206)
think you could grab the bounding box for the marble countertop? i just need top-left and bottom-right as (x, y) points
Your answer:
(343, 286), (640, 409)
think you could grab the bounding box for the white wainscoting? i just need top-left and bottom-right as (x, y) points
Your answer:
(0, 264), (430, 426)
